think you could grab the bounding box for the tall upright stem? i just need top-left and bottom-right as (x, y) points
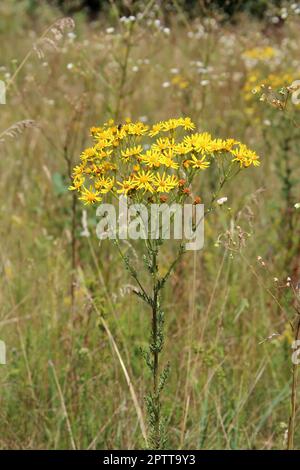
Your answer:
(151, 244), (160, 448)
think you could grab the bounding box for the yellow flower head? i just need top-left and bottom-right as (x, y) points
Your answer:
(116, 178), (136, 195)
(211, 138), (238, 153)
(81, 147), (97, 162)
(69, 175), (85, 191)
(79, 186), (102, 205)
(94, 176), (115, 193)
(121, 145), (143, 161)
(184, 132), (215, 155)
(153, 173), (178, 193)
(189, 154), (210, 170)
(140, 150), (161, 168)
(159, 151), (179, 169)
(152, 137), (176, 152)
(149, 122), (164, 137)
(133, 170), (155, 193)
(127, 122), (149, 136)
(231, 144), (260, 167)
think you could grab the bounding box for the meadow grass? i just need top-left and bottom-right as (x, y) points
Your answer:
(0, 1), (300, 449)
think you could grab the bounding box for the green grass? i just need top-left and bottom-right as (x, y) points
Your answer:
(0, 0), (299, 449)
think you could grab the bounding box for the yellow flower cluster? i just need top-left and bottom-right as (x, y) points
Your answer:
(69, 117), (260, 205)
(243, 46), (277, 61)
(244, 71), (295, 102)
(171, 74), (190, 90)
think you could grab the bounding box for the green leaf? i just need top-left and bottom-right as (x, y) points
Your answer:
(52, 172), (68, 196)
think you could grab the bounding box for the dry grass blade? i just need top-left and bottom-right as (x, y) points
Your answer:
(80, 273), (148, 447)
(33, 17), (75, 59)
(98, 315), (149, 447)
(0, 120), (38, 144)
(6, 17), (75, 91)
(48, 360), (77, 450)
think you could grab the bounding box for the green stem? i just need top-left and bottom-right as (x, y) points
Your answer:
(151, 244), (160, 449)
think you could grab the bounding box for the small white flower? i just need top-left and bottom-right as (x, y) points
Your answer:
(163, 27), (170, 35)
(67, 63), (74, 70)
(106, 27), (115, 34)
(271, 16), (280, 24)
(216, 197), (228, 205)
(132, 66), (139, 72)
(294, 202), (300, 209)
(162, 81), (170, 88)
(170, 68), (179, 74)
(201, 79), (209, 86)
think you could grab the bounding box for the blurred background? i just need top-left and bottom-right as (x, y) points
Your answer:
(1, 0), (300, 450)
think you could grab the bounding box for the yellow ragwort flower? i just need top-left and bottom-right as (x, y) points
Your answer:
(71, 116), (260, 204)
(121, 145), (143, 161)
(153, 173), (178, 193)
(116, 178), (136, 195)
(231, 144), (260, 167)
(94, 176), (115, 193)
(152, 137), (176, 152)
(133, 170), (155, 193)
(79, 186), (102, 205)
(69, 176), (85, 191)
(184, 132), (215, 154)
(189, 154), (210, 170)
(140, 150), (161, 168)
